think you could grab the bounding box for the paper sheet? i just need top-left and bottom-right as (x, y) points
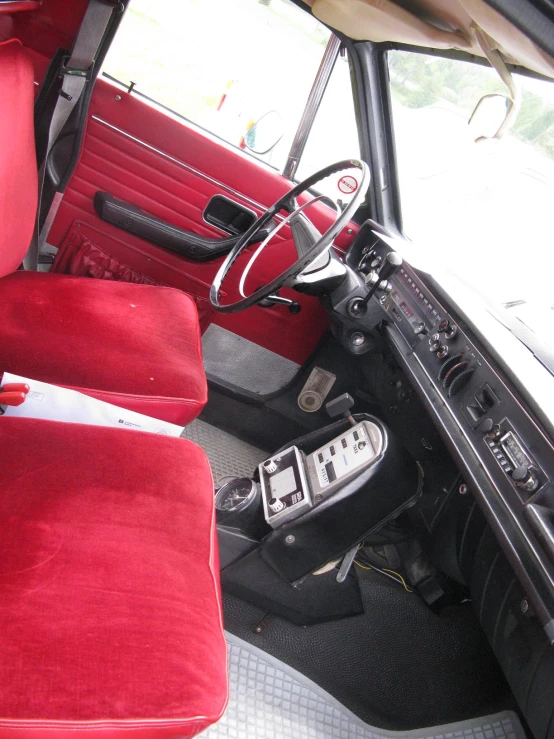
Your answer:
(0, 373), (184, 437)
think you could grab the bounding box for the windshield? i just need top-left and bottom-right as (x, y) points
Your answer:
(388, 49), (554, 353)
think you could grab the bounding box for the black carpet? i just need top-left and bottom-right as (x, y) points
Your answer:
(223, 566), (514, 731)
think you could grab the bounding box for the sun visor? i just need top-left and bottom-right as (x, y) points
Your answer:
(311, 0), (554, 80)
(312, 0), (471, 48)
(459, 0), (554, 79)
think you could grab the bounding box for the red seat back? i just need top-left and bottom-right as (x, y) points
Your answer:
(0, 39), (38, 278)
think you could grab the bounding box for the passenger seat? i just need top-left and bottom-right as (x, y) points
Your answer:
(0, 416), (228, 737)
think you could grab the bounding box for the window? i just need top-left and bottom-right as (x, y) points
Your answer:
(295, 50), (361, 201)
(102, 0), (361, 197)
(388, 50), (554, 340)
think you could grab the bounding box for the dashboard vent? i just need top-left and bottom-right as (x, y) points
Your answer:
(437, 353), (474, 397)
(466, 383), (499, 424)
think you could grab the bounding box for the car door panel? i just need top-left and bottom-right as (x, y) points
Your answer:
(49, 78), (359, 364)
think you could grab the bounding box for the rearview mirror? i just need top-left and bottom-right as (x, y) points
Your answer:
(468, 93), (517, 142)
(243, 111), (284, 155)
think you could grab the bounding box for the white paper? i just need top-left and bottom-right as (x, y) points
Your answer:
(1, 373), (184, 437)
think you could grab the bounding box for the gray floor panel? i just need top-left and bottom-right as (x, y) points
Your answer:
(200, 633), (525, 739)
(181, 419), (266, 484)
(202, 325), (300, 396)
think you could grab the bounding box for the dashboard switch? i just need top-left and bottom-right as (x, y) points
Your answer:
(429, 339), (441, 352)
(445, 324), (458, 340)
(413, 322), (428, 336)
(437, 345), (449, 359)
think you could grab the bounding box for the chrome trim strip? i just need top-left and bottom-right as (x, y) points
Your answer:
(91, 115), (278, 217)
(283, 34), (341, 180)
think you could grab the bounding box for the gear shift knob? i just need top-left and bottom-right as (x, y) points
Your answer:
(326, 393), (355, 419)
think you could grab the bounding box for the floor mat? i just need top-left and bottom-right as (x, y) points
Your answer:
(200, 632), (524, 739)
(181, 419), (266, 484)
(222, 568), (513, 730)
(202, 325), (300, 396)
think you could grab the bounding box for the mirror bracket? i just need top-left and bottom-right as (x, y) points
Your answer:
(470, 24), (521, 141)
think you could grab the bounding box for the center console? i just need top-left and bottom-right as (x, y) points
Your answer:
(260, 419), (384, 527)
(216, 411), (420, 624)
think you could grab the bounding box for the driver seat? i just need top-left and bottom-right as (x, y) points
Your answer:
(0, 38), (207, 426)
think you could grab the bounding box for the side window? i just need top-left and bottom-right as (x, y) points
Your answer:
(102, 0), (332, 172)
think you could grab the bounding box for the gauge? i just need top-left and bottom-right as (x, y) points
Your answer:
(215, 478), (259, 513)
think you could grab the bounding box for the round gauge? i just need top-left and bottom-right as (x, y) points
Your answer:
(215, 478), (259, 513)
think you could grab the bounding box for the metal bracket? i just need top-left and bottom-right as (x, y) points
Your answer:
(60, 55), (95, 81)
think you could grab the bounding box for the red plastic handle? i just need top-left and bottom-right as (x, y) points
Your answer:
(0, 391), (27, 407)
(2, 383), (30, 394)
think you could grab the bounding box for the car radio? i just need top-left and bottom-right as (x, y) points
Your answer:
(259, 420), (384, 528)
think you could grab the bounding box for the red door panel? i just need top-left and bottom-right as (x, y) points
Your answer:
(49, 77), (359, 364)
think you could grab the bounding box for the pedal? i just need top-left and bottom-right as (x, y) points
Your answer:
(336, 543), (360, 583)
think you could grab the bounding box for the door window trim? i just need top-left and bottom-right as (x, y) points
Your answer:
(101, 33), (358, 186)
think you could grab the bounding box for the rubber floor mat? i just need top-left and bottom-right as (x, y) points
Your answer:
(200, 632), (525, 739)
(181, 419), (266, 485)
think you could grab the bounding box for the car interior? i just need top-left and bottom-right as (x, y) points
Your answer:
(1, 0), (553, 737)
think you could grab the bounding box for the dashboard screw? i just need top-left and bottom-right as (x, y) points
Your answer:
(285, 535), (295, 545)
(114, 94), (122, 101)
(520, 599), (529, 614)
(459, 483), (468, 495)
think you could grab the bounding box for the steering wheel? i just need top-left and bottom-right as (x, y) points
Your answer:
(209, 159), (369, 313)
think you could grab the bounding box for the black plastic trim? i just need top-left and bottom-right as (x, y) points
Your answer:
(93, 192), (273, 261)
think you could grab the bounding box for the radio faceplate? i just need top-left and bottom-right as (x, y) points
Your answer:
(306, 420), (383, 499)
(259, 421), (384, 529)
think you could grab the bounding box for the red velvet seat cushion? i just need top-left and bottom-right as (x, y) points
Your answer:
(0, 271), (207, 425)
(0, 417), (227, 737)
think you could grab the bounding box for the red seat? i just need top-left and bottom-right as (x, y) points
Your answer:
(0, 271), (207, 425)
(0, 417), (228, 737)
(0, 38), (207, 426)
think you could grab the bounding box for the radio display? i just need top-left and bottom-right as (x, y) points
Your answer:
(501, 432), (529, 468)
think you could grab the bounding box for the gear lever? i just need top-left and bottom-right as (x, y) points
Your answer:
(326, 393), (356, 427)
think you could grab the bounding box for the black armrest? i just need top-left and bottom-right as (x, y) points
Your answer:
(94, 192), (273, 262)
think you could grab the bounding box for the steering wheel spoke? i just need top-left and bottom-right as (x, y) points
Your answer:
(210, 159), (369, 313)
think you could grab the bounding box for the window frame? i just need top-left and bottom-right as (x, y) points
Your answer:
(377, 41), (554, 239)
(100, 8), (364, 189)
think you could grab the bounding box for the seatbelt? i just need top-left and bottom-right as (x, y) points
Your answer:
(24, 0), (118, 270)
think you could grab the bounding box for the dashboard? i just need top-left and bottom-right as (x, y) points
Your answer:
(330, 220), (554, 647)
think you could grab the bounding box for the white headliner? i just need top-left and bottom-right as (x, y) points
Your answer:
(306, 0), (554, 79)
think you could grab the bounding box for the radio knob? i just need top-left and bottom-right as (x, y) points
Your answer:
(511, 465), (538, 492)
(268, 497), (285, 513)
(263, 459), (278, 474)
(486, 424), (502, 442)
(479, 418), (494, 434)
